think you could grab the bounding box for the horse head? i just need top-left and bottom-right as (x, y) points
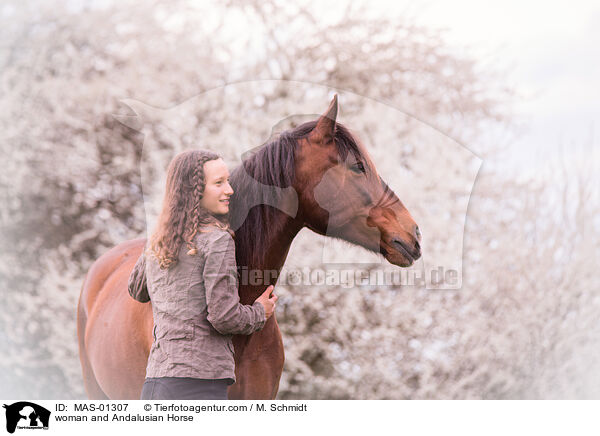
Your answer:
(294, 95), (421, 267)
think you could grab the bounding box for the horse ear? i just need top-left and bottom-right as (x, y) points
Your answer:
(310, 94), (338, 144)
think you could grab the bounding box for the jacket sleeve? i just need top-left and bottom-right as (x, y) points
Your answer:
(128, 249), (150, 303)
(203, 231), (266, 335)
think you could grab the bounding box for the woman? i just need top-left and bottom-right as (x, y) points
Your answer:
(127, 150), (277, 400)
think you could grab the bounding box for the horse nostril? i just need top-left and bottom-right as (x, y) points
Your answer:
(415, 225), (421, 240)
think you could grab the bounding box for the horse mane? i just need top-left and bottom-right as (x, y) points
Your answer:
(229, 119), (365, 269)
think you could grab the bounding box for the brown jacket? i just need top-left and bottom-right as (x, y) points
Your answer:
(127, 227), (266, 383)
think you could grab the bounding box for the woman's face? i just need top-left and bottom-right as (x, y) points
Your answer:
(200, 158), (233, 215)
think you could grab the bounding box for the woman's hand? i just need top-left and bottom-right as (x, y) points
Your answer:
(256, 285), (278, 319)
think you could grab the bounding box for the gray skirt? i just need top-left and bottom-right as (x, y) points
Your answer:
(140, 377), (230, 400)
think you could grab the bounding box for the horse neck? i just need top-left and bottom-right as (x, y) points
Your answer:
(236, 209), (303, 305)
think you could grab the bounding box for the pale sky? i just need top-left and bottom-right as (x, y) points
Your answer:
(389, 0), (600, 179)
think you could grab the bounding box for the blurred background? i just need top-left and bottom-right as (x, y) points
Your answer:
(1, 0), (599, 399)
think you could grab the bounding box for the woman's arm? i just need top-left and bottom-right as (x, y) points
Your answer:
(203, 231), (267, 335)
(128, 251), (150, 303)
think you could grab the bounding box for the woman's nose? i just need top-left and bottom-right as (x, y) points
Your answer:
(225, 182), (234, 195)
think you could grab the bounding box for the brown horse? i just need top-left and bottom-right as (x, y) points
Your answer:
(77, 95), (421, 399)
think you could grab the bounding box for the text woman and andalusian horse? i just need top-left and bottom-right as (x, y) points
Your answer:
(77, 96), (421, 399)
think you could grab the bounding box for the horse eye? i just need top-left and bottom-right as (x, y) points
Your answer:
(351, 162), (366, 174)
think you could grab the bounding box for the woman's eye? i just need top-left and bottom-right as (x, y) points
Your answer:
(351, 162), (366, 174)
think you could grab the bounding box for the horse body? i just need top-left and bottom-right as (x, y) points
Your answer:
(78, 219), (299, 399)
(78, 96), (421, 399)
(77, 239), (151, 399)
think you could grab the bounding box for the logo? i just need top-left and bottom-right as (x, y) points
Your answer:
(2, 402), (50, 434)
(115, 81), (481, 290)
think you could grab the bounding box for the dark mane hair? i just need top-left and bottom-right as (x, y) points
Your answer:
(229, 119), (365, 268)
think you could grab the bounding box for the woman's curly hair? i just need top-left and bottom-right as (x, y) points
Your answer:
(147, 149), (233, 269)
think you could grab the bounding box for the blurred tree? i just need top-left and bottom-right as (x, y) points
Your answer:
(2, 0), (596, 400)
